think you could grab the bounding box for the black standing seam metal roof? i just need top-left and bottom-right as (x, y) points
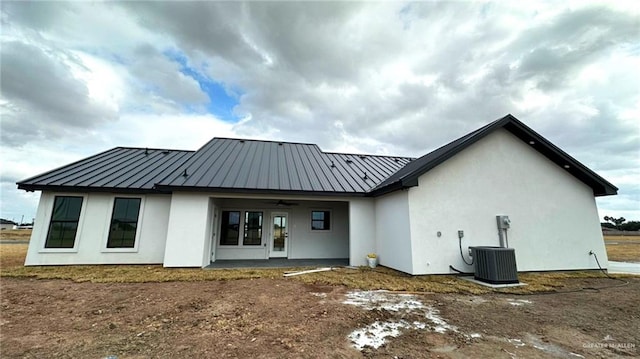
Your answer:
(17, 148), (194, 193)
(16, 115), (617, 198)
(153, 138), (413, 194)
(368, 114), (618, 197)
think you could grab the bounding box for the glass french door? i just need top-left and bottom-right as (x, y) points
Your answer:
(269, 213), (288, 258)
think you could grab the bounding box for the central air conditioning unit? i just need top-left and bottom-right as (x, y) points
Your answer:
(470, 246), (519, 284)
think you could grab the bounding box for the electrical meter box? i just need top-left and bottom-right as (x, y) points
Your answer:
(496, 215), (511, 230)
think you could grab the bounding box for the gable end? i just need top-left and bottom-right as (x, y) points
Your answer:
(369, 114), (617, 197)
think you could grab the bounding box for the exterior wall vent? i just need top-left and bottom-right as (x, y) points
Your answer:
(470, 246), (518, 284)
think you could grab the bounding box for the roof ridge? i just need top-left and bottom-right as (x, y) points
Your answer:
(322, 151), (415, 159)
(212, 138), (416, 159)
(212, 137), (320, 147)
(115, 146), (194, 153)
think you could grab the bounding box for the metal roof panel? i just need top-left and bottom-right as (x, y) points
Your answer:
(17, 147), (194, 192)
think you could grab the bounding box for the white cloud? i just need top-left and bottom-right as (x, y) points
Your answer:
(129, 45), (209, 106)
(101, 113), (239, 150)
(70, 51), (126, 115)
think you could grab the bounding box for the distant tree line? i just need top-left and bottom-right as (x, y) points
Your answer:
(601, 216), (640, 231)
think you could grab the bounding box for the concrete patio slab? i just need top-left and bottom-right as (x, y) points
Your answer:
(608, 261), (640, 275)
(205, 258), (349, 269)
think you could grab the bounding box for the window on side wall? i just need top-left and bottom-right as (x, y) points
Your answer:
(311, 210), (331, 231)
(45, 196), (84, 248)
(107, 197), (142, 248)
(243, 211), (263, 245)
(220, 211), (240, 245)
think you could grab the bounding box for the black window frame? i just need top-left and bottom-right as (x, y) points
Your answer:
(220, 211), (241, 246)
(45, 196), (84, 249)
(106, 197), (142, 249)
(243, 211), (263, 246)
(311, 210), (331, 231)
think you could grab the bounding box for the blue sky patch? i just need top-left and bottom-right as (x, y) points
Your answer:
(164, 49), (242, 122)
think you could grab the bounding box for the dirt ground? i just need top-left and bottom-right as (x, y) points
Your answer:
(1, 276), (638, 358)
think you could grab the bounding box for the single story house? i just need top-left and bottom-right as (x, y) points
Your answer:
(17, 115), (617, 274)
(1, 219), (18, 231)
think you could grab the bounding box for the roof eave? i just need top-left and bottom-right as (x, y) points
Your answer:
(16, 183), (169, 194)
(366, 181), (407, 197)
(503, 119), (618, 197)
(153, 185), (368, 197)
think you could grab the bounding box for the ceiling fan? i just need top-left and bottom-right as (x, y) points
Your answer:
(264, 200), (299, 207)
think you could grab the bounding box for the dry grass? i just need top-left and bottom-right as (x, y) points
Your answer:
(605, 244), (640, 262)
(0, 229), (32, 240)
(291, 266), (623, 295)
(0, 244), (29, 268)
(604, 235), (640, 242)
(604, 235), (640, 262)
(0, 244), (287, 282)
(294, 266), (492, 295)
(1, 243), (627, 295)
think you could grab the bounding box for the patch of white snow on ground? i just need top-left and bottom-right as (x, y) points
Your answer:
(344, 290), (461, 350)
(343, 290), (424, 312)
(508, 338), (526, 347)
(310, 292), (327, 298)
(425, 306), (457, 333)
(507, 298), (533, 306)
(348, 321), (411, 349)
(569, 353), (585, 358)
(412, 321), (427, 329)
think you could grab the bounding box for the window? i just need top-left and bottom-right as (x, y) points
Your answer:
(219, 211), (263, 247)
(243, 211), (263, 245)
(311, 210), (331, 230)
(45, 196), (83, 248)
(107, 198), (141, 248)
(220, 211), (240, 245)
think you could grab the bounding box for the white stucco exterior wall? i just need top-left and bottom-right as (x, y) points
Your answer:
(407, 129), (607, 275)
(349, 198), (376, 266)
(289, 201), (349, 259)
(25, 192), (171, 265)
(375, 190), (413, 273)
(163, 192), (212, 267)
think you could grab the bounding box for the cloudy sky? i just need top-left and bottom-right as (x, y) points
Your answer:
(1, 1), (638, 223)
